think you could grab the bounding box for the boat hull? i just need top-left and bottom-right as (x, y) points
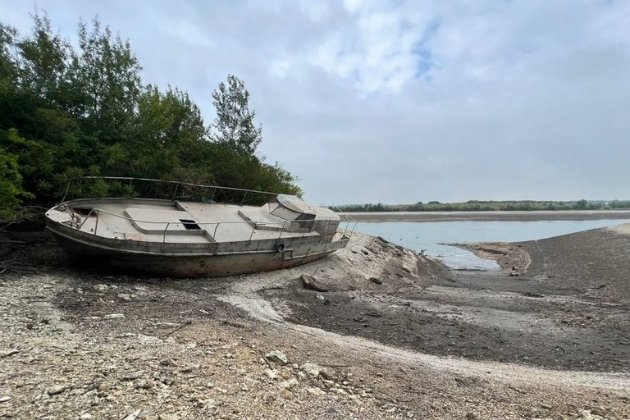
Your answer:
(47, 222), (348, 278)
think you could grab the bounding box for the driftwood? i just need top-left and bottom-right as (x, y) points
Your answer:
(0, 206), (47, 233)
(0, 257), (42, 274)
(0, 206), (49, 275)
(162, 320), (192, 337)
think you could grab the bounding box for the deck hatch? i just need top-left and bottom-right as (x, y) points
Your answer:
(179, 219), (201, 230)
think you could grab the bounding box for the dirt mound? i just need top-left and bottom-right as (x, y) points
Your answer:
(520, 223), (630, 303)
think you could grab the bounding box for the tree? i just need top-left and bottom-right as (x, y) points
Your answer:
(0, 24), (18, 87)
(0, 129), (35, 217)
(15, 13), (69, 107)
(0, 13), (302, 215)
(210, 74), (262, 155)
(130, 85), (210, 183)
(574, 199), (587, 210)
(66, 18), (141, 141)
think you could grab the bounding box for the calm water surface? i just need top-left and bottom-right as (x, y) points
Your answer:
(355, 219), (626, 270)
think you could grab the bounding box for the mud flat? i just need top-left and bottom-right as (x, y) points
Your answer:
(0, 227), (628, 419)
(344, 209), (630, 222)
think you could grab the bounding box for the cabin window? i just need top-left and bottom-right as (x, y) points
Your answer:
(179, 219), (201, 230)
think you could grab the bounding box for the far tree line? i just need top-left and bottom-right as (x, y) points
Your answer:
(330, 200), (630, 213)
(0, 13), (301, 219)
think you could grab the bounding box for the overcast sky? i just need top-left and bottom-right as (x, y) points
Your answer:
(2, 0), (629, 205)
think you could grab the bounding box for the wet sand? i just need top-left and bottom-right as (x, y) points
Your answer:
(270, 226), (630, 372)
(343, 209), (630, 222)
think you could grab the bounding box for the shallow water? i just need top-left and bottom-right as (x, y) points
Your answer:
(355, 219), (626, 270)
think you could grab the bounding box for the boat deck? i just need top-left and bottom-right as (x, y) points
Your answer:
(72, 201), (324, 243)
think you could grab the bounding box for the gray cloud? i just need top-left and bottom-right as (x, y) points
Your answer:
(3, 0), (629, 204)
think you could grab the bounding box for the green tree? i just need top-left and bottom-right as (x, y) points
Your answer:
(210, 74), (262, 154)
(0, 129), (35, 217)
(574, 199), (587, 210)
(131, 85), (210, 182)
(0, 149), (29, 218)
(15, 13), (69, 107)
(0, 24), (18, 86)
(0, 13), (303, 215)
(66, 18), (141, 141)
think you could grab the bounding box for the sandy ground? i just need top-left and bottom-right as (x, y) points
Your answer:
(0, 227), (629, 419)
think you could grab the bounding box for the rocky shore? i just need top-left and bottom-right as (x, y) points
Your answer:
(0, 227), (628, 419)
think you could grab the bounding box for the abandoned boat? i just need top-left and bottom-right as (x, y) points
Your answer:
(45, 177), (352, 277)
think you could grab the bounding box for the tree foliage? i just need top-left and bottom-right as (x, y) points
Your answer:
(0, 13), (301, 218)
(210, 74), (262, 155)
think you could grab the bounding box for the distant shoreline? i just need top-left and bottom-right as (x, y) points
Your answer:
(341, 210), (630, 222)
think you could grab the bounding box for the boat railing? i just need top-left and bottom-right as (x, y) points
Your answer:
(61, 176), (357, 241)
(72, 206), (357, 244)
(61, 176), (281, 204)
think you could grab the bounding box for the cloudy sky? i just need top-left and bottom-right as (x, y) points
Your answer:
(2, 0), (629, 205)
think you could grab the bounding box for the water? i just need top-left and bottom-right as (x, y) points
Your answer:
(355, 219), (626, 270)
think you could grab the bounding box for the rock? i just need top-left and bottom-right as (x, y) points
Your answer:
(332, 388), (347, 396)
(94, 284), (108, 292)
(47, 385), (66, 395)
(0, 396), (11, 403)
(265, 369), (279, 380)
(280, 389), (294, 400)
(205, 398), (223, 409)
(79, 413), (94, 419)
(179, 364), (199, 373)
(158, 374), (174, 386)
(318, 368), (334, 380)
(369, 277), (383, 285)
(133, 379), (153, 389)
(121, 371), (144, 381)
(205, 381), (215, 388)
(300, 275), (328, 292)
(578, 409), (607, 420)
(281, 378), (298, 390)
(104, 313), (125, 319)
(301, 362), (322, 377)
(307, 387), (326, 396)
(122, 409), (142, 420)
(315, 294), (326, 301)
(136, 334), (163, 346)
(117, 293), (131, 301)
(265, 350), (288, 365)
